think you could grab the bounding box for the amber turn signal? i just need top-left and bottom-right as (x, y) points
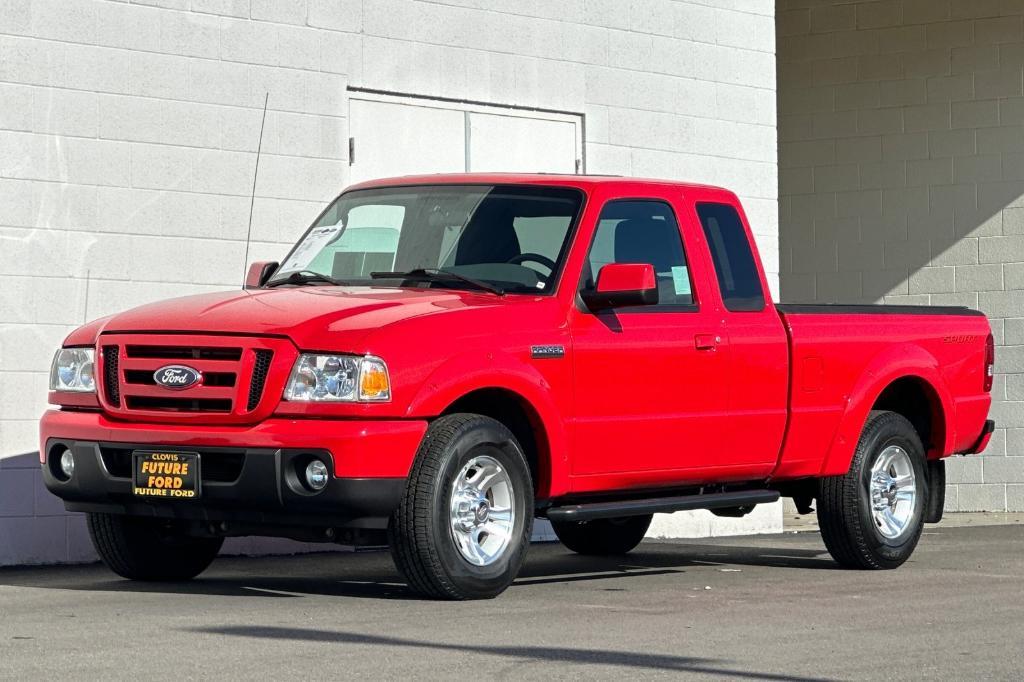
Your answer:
(358, 357), (391, 401)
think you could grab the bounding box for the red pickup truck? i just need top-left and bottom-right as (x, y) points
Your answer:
(41, 174), (995, 599)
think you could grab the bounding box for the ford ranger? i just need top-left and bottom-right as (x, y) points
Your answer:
(41, 174), (995, 599)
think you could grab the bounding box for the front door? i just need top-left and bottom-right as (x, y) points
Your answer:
(570, 196), (730, 485)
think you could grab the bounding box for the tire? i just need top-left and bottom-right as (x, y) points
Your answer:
(87, 513), (222, 581)
(817, 410), (927, 570)
(552, 515), (653, 555)
(388, 413), (534, 600)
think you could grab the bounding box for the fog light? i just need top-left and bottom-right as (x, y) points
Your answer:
(305, 459), (329, 491)
(59, 449), (75, 479)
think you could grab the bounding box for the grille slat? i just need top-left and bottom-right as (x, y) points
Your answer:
(102, 346), (120, 406)
(125, 396), (233, 413)
(125, 345), (242, 361)
(124, 369), (236, 387)
(246, 350), (273, 411)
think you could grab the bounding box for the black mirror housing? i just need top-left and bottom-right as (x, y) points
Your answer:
(582, 287), (659, 311)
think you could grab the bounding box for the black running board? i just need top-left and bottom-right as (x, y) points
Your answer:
(545, 489), (780, 522)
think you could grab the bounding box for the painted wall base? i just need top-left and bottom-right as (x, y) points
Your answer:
(646, 501), (784, 539)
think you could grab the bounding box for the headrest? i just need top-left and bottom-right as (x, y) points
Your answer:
(613, 218), (682, 273)
(454, 201), (521, 265)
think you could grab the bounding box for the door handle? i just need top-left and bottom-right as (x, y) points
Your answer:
(694, 334), (720, 351)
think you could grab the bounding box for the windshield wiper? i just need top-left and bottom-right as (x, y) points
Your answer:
(370, 268), (505, 296)
(265, 270), (348, 287)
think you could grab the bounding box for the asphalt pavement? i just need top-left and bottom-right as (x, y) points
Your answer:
(1, 524), (1021, 680)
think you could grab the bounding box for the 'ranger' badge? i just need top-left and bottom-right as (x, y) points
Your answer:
(531, 345), (565, 359)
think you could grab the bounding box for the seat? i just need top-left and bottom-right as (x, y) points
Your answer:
(454, 203), (521, 265)
(613, 218), (683, 273)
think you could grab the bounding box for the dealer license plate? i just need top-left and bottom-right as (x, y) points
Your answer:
(132, 450), (201, 499)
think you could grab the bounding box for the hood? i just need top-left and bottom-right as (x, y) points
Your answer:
(93, 286), (512, 350)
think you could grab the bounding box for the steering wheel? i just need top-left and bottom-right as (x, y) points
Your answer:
(506, 253), (557, 272)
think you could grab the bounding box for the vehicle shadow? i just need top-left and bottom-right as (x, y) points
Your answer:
(182, 624), (835, 681)
(0, 539), (836, 601)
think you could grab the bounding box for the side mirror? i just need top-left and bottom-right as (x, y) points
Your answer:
(582, 263), (659, 311)
(245, 261), (279, 289)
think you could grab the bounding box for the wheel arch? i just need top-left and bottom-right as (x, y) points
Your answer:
(441, 387), (554, 499)
(406, 352), (570, 499)
(870, 376), (947, 459)
(819, 343), (954, 477)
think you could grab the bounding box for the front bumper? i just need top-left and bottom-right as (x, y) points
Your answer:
(40, 409), (427, 537)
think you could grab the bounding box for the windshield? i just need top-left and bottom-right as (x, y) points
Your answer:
(275, 184), (584, 294)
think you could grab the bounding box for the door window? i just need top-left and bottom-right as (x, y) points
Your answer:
(582, 200), (695, 308)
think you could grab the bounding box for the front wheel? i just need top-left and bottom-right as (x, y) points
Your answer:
(817, 410), (927, 569)
(388, 414), (534, 600)
(87, 513), (222, 581)
(552, 515), (653, 555)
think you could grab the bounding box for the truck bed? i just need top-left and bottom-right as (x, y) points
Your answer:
(773, 303), (992, 479)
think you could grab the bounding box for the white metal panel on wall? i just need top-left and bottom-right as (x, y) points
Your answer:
(348, 92), (583, 184)
(347, 98), (466, 184)
(468, 113), (579, 173)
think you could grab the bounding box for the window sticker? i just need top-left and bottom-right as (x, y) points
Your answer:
(671, 265), (691, 296)
(280, 224), (343, 272)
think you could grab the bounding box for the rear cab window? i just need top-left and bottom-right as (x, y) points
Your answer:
(695, 202), (765, 312)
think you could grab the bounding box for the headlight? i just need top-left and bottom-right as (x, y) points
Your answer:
(49, 348), (96, 393)
(283, 354), (390, 402)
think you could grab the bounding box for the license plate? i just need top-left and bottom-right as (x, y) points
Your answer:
(132, 450), (201, 499)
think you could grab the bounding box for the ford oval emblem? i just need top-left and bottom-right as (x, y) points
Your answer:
(153, 365), (202, 390)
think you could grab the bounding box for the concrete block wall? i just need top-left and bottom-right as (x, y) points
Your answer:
(777, 0), (1024, 511)
(0, 453), (96, 565)
(1, 0), (781, 563)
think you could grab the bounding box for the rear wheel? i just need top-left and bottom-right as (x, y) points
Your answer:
(87, 513), (222, 581)
(552, 515), (653, 555)
(388, 414), (534, 600)
(817, 410), (927, 569)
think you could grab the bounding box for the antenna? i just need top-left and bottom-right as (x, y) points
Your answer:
(242, 92), (269, 283)
(83, 269), (90, 323)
